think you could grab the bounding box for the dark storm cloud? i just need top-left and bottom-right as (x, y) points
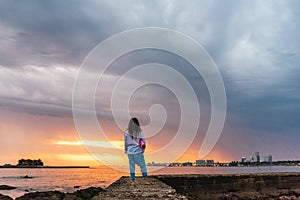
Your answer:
(224, 70), (300, 131)
(0, 0), (299, 137)
(0, 1), (101, 66)
(0, 0), (120, 67)
(0, 0), (170, 68)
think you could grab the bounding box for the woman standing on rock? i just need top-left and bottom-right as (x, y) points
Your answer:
(124, 117), (149, 186)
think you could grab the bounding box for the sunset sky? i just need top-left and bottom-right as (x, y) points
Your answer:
(0, 0), (300, 166)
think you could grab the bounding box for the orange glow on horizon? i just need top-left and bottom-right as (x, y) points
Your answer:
(53, 140), (124, 149)
(0, 109), (231, 166)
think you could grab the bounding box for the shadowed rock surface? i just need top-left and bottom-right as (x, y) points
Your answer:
(153, 173), (300, 200)
(0, 193), (13, 200)
(15, 191), (65, 200)
(0, 186), (17, 190)
(72, 187), (103, 200)
(15, 187), (103, 200)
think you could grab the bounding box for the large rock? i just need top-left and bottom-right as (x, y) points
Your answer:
(15, 191), (65, 200)
(71, 187), (103, 200)
(0, 185), (17, 190)
(63, 194), (81, 200)
(15, 187), (104, 200)
(0, 193), (13, 200)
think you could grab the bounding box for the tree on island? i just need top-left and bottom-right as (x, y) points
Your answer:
(17, 159), (44, 167)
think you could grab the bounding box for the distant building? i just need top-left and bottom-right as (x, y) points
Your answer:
(264, 155), (272, 163)
(250, 156), (255, 162)
(182, 162), (193, 166)
(241, 157), (247, 163)
(196, 160), (206, 166)
(206, 160), (214, 166)
(168, 162), (181, 167)
(255, 152), (260, 162)
(269, 155), (272, 162)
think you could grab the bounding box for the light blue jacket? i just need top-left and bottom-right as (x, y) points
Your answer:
(124, 130), (146, 154)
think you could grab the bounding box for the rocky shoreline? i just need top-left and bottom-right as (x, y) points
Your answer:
(154, 173), (300, 200)
(1, 173), (300, 200)
(0, 177), (186, 200)
(0, 187), (103, 200)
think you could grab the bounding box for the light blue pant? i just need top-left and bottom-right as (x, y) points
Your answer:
(127, 153), (148, 180)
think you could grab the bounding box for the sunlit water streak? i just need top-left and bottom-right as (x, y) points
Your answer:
(0, 166), (299, 199)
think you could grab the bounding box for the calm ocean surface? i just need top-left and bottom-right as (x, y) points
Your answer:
(1, 166), (299, 199)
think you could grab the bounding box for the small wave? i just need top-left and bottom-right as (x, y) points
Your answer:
(1, 176), (19, 179)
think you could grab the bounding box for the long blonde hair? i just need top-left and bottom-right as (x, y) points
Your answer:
(128, 117), (141, 138)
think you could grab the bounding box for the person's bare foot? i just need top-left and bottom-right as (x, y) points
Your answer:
(131, 180), (135, 186)
(143, 177), (150, 185)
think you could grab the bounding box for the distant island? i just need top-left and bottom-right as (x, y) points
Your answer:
(0, 159), (89, 168)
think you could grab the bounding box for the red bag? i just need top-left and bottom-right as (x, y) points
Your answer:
(139, 138), (146, 150)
